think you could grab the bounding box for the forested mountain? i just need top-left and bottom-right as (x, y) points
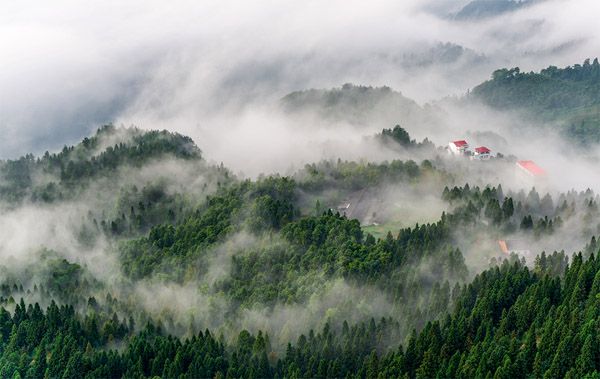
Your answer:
(281, 84), (425, 127)
(0, 124), (204, 204)
(282, 59), (600, 147)
(453, 0), (537, 20)
(8, 252), (600, 378)
(470, 59), (600, 143)
(0, 250), (598, 378)
(0, 123), (598, 377)
(5, 0), (600, 376)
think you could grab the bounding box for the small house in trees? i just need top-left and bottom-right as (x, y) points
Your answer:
(498, 239), (531, 258)
(471, 146), (491, 160)
(448, 140), (470, 155)
(516, 160), (545, 177)
(516, 160), (547, 187)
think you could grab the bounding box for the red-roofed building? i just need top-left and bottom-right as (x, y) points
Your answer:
(471, 146), (491, 160)
(516, 160), (546, 177)
(448, 140), (470, 155)
(497, 239), (531, 257)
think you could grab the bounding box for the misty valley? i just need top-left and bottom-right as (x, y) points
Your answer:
(4, 1), (600, 377)
(1, 57), (600, 377)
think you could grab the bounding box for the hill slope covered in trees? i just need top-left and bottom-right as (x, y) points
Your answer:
(0, 125), (598, 378)
(470, 59), (600, 143)
(281, 84), (426, 127)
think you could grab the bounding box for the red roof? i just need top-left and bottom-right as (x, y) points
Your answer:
(517, 160), (546, 176)
(475, 146), (490, 154)
(452, 140), (468, 147)
(498, 240), (509, 255)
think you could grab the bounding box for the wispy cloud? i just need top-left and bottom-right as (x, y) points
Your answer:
(1, 0), (599, 167)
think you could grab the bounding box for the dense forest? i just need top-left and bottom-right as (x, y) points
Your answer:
(280, 84), (426, 127)
(470, 59), (600, 143)
(5, 0), (600, 376)
(0, 123), (599, 377)
(7, 252), (600, 378)
(279, 59), (600, 146)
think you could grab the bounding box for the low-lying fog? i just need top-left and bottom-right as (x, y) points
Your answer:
(3, 0), (600, 167)
(2, 0), (600, 349)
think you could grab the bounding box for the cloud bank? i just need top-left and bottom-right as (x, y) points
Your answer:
(2, 0), (600, 175)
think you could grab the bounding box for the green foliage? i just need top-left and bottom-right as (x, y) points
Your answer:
(0, 125), (202, 204)
(297, 158), (441, 193)
(98, 182), (183, 237)
(442, 184), (585, 238)
(4, 126), (600, 378)
(281, 83), (421, 126)
(381, 125), (413, 147)
(379, 125), (435, 151)
(471, 59), (600, 144)
(6, 251), (600, 378)
(0, 300), (404, 379)
(44, 259), (83, 295)
(56, 127), (200, 184)
(120, 177), (299, 279)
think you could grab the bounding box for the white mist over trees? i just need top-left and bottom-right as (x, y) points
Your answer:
(1, 1), (600, 377)
(2, 0), (600, 159)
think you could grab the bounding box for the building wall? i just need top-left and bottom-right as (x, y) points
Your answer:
(471, 152), (490, 160)
(449, 143), (469, 155)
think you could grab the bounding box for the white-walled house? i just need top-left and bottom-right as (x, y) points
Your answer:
(471, 146), (491, 160)
(448, 140), (470, 155)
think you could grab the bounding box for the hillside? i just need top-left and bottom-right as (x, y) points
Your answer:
(0, 125), (202, 204)
(280, 60), (600, 145)
(281, 83), (425, 126)
(0, 126), (599, 377)
(7, 251), (597, 378)
(453, 0), (537, 20)
(470, 59), (600, 143)
(5, 1), (600, 377)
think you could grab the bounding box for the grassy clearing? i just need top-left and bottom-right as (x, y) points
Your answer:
(362, 220), (407, 239)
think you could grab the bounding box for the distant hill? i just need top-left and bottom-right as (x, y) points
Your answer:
(399, 42), (487, 69)
(281, 60), (600, 144)
(469, 59), (600, 143)
(0, 125), (202, 203)
(454, 0), (537, 20)
(281, 83), (425, 126)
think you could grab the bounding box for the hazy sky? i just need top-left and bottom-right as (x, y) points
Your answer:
(2, 0), (600, 162)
